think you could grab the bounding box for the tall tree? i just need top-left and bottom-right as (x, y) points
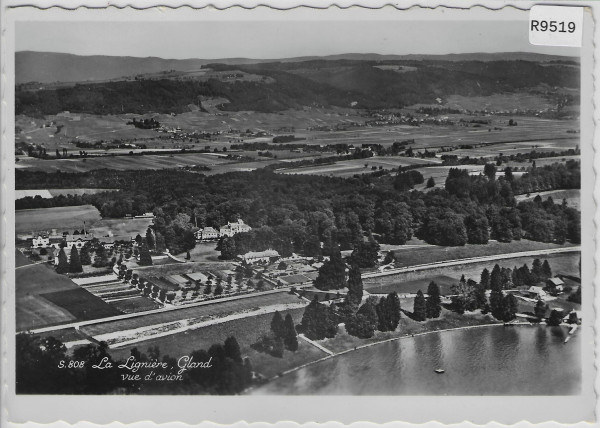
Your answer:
(358, 296), (380, 328)
(68, 246), (83, 273)
(300, 297), (337, 340)
(501, 293), (518, 321)
(270, 311), (285, 338)
(490, 264), (502, 291)
(374, 293), (400, 331)
(138, 243), (153, 266)
(314, 248), (347, 290)
(531, 258), (543, 281)
(426, 176), (435, 188)
(425, 281), (442, 318)
(56, 248), (69, 274)
(345, 265), (363, 308)
(79, 245), (92, 265)
(413, 290), (427, 322)
(350, 239), (380, 269)
(541, 260), (552, 279)
(484, 163), (497, 181)
(145, 227), (156, 251)
(283, 313), (298, 351)
(480, 268), (490, 290)
(345, 314), (375, 339)
(534, 299), (548, 320)
(224, 336), (243, 363)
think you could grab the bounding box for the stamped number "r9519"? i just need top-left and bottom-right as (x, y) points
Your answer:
(531, 20), (576, 33)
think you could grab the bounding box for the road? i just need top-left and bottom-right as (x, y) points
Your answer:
(21, 245), (580, 335)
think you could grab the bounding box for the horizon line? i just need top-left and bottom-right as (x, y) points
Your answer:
(16, 49), (580, 61)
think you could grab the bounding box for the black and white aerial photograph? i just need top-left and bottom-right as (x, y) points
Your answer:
(7, 5), (591, 404)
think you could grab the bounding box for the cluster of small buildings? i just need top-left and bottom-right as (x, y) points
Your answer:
(195, 219), (252, 241)
(31, 229), (114, 250)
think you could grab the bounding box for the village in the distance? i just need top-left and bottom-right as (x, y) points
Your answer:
(14, 50), (582, 395)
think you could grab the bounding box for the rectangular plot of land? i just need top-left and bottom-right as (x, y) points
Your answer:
(16, 205), (101, 233)
(365, 275), (457, 296)
(41, 288), (122, 321)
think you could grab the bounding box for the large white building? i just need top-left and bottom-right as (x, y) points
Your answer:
(195, 226), (220, 241)
(219, 219), (251, 237)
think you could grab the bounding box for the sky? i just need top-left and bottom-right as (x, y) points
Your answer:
(16, 20), (579, 59)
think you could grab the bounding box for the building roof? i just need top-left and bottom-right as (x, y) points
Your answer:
(548, 277), (565, 286)
(242, 249), (280, 260)
(528, 286), (546, 294)
(185, 272), (209, 282)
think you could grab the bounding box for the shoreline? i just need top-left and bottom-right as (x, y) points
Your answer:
(244, 320), (573, 394)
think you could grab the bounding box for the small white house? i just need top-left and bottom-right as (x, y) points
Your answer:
(547, 277), (565, 291)
(528, 286), (547, 299)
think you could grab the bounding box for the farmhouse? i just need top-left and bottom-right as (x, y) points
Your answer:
(546, 277), (565, 291)
(241, 249), (280, 264)
(31, 234), (51, 248)
(195, 226), (220, 241)
(528, 286), (547, 300)
(65, 234), (94, 249)
(219, 219), (251, 237)
(31, 231), (94, 249)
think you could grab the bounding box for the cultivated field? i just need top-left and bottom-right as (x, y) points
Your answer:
(15, 205), (101, 233)
(442, 93), (557, 112)
(281, 155), (440, 177)
(15, 152), (234, 173)
(15, 251), (120, 331)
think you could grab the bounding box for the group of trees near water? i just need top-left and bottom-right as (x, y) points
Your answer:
(16, 334), (252, 395)
(16, 159), (579, 257)
(299, 263), (401, 340)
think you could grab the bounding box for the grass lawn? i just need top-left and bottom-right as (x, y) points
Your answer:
(36, 327), (89, 344)
(133, 261), (234, 277)
(106, 307), (324, 378)
(391, 239), (578, 267)
(15, 205), (102, 233)
(109, 296), (163, 313)
(187, 242), (221, 263)
(15, 250), (33, 267)
(365, 275), (457, 296)
(82, 292), (303, 336)
(42, 288), (122, 321)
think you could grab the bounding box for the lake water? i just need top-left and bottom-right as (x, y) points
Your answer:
(251, 325), (581, 395)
